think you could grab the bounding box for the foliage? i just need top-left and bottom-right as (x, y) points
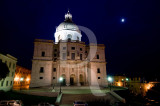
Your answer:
(0, 61), (9, 80)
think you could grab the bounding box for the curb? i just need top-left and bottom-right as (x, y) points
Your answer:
(55, 93), (63, 106)
(109, 91), (126, 103)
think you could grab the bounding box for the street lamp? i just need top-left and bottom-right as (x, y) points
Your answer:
(107, 76), (113, 91)
(59, 77), (63, 94)
(20, 77), (24, 90)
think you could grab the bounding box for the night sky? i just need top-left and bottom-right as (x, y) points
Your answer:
(0, 0), (160, 77)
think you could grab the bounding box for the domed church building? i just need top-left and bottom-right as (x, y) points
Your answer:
(30, 11), (107, 87)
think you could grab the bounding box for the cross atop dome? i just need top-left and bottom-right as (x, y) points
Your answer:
(65, 10), (72, 22)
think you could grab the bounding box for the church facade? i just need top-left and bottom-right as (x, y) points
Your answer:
(30, 11), (107, 87)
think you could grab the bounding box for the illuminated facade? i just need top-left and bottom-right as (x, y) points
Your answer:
(113, 75), (154, 96)
(13, 65), (31, 90)
(30, 11), (107, 87)
(0, 53), (17, 91)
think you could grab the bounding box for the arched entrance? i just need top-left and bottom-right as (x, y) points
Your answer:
(70, 74), (76, 85)
(80, 74), (84, 85)
(61, 74), (66, 86)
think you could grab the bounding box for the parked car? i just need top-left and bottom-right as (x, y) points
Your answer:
(0, 100), (22, 106)
(73, 100), (88, 106)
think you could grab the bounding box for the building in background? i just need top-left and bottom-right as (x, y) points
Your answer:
(13, 65), (31, 90)
(30, 11), (107, 87)
(0, 53), (17, 91)
(112, 75), (155, 96)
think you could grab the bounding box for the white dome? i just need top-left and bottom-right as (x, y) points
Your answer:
(54, 11), (82, 43)
(56, 22), (80, 33)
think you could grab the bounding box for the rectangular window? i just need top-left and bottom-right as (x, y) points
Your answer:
(80, 54), (82, 60)
(13, 63), (15, 69)
(63, 47), (66, 50)
(6, 81), (8, 86)
(54, 49), (57, 52)
(39, 77), (43, 79)
(42, 51), (45, 57)
(54, 58), (57, 61)
(53, 77), (55, 79)
(63, 53), (66, 60)
(1, 81), (4, 87)
(80, 48), (82, 51)
(71, 47), (75, 50)
(98, 77), (101, 79)
(12, 72), (14, 77)
(97, 55), (99, 59)
(10, 81), (12, 86)
(53, 68), (56, 72)
(97, 68), (100, 73)
(71, 53), (75, 60)
(9, 62), (11, 68)
(40, 67), (44, 73)
(54, 54), (57, 57)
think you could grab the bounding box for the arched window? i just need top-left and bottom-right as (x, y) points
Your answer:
(58, 35), (60, 40)
(67, 34), (72, 38)
(77, 36), (79, 40)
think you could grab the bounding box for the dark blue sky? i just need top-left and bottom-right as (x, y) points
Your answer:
(0, 0), (160, 76)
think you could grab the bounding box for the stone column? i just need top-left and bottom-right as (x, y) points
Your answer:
(57, 63), (61, 85)
(85, 64), (88, 85)
(66, 63), (70, 86)
(77, 64), (81, 86)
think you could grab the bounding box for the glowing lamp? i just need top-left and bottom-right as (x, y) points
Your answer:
(59, 77), (63, 82)
(126, 78), (129, 81)
(26, 78), (30, 81)
(118, 82), (121, 86)
(20, 78), (23, 81)
(14, 77), (19, 81)
(107, 77), (113, 82)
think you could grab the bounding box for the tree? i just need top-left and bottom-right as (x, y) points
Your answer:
(0, 61), (9, 80)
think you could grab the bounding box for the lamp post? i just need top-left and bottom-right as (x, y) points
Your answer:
(20, 77), (24, 90)
(107, 76), (113, 91)
(59, 77), (63, 94)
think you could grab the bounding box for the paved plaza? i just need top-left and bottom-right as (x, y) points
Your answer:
(14, 86), (126, 105)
